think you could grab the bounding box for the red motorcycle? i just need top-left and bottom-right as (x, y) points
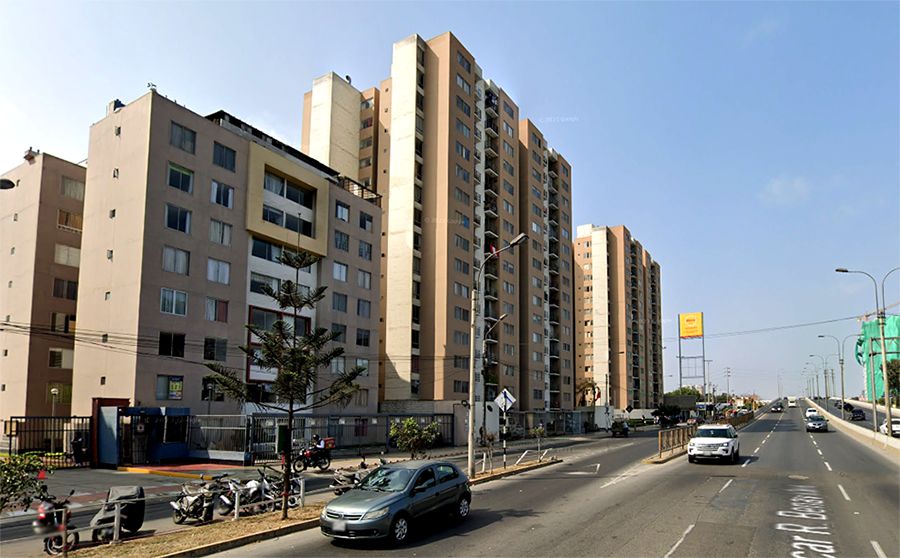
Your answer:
(32, 489), (78, 555)
(292, 438), (334, 472)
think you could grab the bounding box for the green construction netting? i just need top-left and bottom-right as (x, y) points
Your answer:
(854, 314), (899, 400)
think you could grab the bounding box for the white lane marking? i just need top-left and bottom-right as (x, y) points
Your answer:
(754, 447), (761, 453)
(741, 459), (750, 468)
(817, 449), (823, 456)
(663, 523), (695, 558)
(718, 479), (734, 494)
(837, 484), (851, 502)
(824, 461), (833, 471)
(600, 463), (644, 489)
(871, 540), (887, 558)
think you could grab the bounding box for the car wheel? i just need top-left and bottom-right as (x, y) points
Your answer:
(455, 495), (471, 521)
(688, 455), (695, 463)
(732, 450), (739, 464)
(388, 514), (410, 545)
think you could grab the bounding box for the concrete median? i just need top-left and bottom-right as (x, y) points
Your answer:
(805, 398), (900, 457)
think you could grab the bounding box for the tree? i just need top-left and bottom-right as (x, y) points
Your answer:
(206, 250), (363, 519)
(887, 359), (900, 401)
(665, 386), (701, 397)
(389, 418), (441, 459)
(0, 454), (50, 513)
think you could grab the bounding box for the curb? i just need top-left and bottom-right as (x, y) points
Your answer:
(806, 398), (900, 457)
(155, 518), (320, 558)
(643, 449), (685, 464)
(117, 467), (209, 480)
(470, 458), (561, 485)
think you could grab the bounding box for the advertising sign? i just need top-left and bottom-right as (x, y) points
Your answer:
(679, 312), (704, 338)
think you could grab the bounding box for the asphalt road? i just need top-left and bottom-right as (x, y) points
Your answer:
(813, 397), (898, 434)
(211, 406), (898, 558)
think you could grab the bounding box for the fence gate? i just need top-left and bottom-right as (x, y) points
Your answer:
(5, 416), (92, 468)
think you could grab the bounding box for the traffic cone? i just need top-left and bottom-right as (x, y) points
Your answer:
(37, 470), (47, 480)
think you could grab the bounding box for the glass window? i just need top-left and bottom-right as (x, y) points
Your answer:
(213, 142), (236, 171)
(167, 163), (193, 193)
(454, 187), (470, 205)
(54, 244), (81, 267)
(162, 246), (190, 275)
(250, 272), (280, 295)
(357, 299), (371, 318)
(456, 74), (471, 94)
(205, 297), (229, 322)
(264, 172), (285, 196)
(358, 240), (373, 261)
(356, 328), (371, 347)
(455, 119), (471, 138)
(251, 238), (282, 263)
(455, 141), (470, 161)
(209, 219), (232, 246)
(333, 262), (348, 282)
(165, 204), (191, 233)
(357, 269), (372, 290)
(335, 202), (350, 222)
(52, 278), (78, 300)
(170, 122), (196, 153)
(455, 164), (470, 183)
(359, 212), (373, 232)
(457, 52), (471, 73)
(156, 375), (184, 400)
(206, 258), (230, 284)
(158, 332), (186, 357)
(286, 180), (315, 209)
(333, 293), (348, 312)
(210, 181), (234, 208)
(60, 177), (85, 201)
(456, 96), (471, 117)
(334, 230), (350, 251)
(160, 288), (187, 316)
(262, 205), (284, 227)
(250, 308), (279, 331)
(203, 337), (227, 361)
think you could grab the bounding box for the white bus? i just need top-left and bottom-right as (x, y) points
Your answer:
(787, 396), (797, 408)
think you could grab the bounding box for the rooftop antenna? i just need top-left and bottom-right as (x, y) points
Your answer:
(345, 75), (352, 85)
(147, 82), (157, 91)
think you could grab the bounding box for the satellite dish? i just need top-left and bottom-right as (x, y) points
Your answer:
(0, 179), (15, 190)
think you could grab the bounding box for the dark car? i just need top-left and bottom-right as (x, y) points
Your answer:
(843, 402), (854, 412)
(611, 419), (630, 437)
(320, 460), (471, 545)
(850, 409), (865, 421)
(771, 405), (783, 413)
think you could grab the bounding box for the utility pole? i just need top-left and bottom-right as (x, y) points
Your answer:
(724, 367), (732, 403)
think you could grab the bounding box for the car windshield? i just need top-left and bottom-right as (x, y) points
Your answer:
(357, 467), (414, 492)
(808, 416), (825, 421)
(695, 428), (730, 438)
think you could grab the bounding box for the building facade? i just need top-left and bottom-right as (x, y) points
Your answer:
(302, 32), (577, 414)
(70, 91), (380, 416)
(1, 151), (86, 420)
(574, 225), (662, 410)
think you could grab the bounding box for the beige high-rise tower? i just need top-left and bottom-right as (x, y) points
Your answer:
(303, 32), (577, 416)
(574, 225), (662, 410)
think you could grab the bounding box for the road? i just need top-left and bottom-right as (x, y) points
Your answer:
(212, 405), (898, 558)
(815, 397), (898, 434)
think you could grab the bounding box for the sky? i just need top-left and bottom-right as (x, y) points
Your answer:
(1, 1), (897, 400)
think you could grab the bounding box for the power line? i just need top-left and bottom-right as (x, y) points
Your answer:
(663, 315), (861, 342)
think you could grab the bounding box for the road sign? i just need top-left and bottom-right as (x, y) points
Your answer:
(625, 405), (633, 413)
(494, 388), (516, 412)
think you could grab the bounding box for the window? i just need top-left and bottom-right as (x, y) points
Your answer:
(456, 73), (471, 94)
(264, 172), (285, 196)
(360, 117), (373, 129)
(209, 219), (232, 246)
(210, 181), (234, 208)
(503, 161), (515, 175)
(52, 279), (77, 300)
(454, 355), (470, 368)
(532, 332), (542, 343)
(205, 297), (229, 322)
(531, 185), (541, 199)
(359, 212), (373, 232)
(503, 179), (515, 195)
(356, 328), (371, 347)
(162, 246), (190, 275)
(456, 96), (471, 117)
(453, 330), (469, 345)
(250, 273), (279, 295)
(533, 203), (542, 217)
(249, 308), (278, 331)
(331, 356), (346, 375)
(454, 187), (470, 206)
(532, 169), (542, 182)
(57, 210), (83, 232)
(262, 205), (284, 227)
(158, 332), (186, 357)
(455, 141), (470, 160)
(160, 288), (187, 316)
(357, 269), (372, 290)
(359, 157), (372, 169)
(457, 51), (471, 73)
(503, 140), (515, 156)
(333, 292), (348, 312)
(252, 238), (282, 262)
(165, 204), (191, 233)
(48, 348), (73, 369)
(333, 262), (348, 282)
(453, 282), (470, 298)
(503, 121), (515, 137)
(60, 176), (85, 200)
(335, 201), (350, 222)
(503, 101), (515, 118)
(334, 230), (349, 251)
(170, 122), (196, 153)
(167, 164), (193, 193)
(207, 258), (230, 284)
(503, 200), (514, 214)
(50, 312), (75, 333)
(455, 164), (470, 183)
(213, 142), (236, 171)
(203, 337), (227, 361)
(53, 244), (80, 267)
(502, 302), (515, 314)
(454, 306), (470, 321)
(533, 389), (544, 400)
(455, 211), (470, 229)
(503, 281), (515, 294)
(285, 213), (315, 237)
(331, 323), (347, 343)
(454, 234), (469, 252)
(357, 299), (371, 318)
(358, 240), (373, 261)
(156, 375), (184, 400)
(454, 258), (469, 275)
(532, 222), (541, 234)
(359, 137), (373, 149)
(453, 380), (470, 393)
(455, 119), (471, 138)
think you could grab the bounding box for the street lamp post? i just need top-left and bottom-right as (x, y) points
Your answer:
(819, 335), (850, 420)
(836, 268), (897, 437)
(50, 387), (59, 454)
(809, 355), (828, 399)
(468, 233), (527, 478)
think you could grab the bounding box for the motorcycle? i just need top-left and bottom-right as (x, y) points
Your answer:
(171, 475), (227, 524)
(292, 438), (334, 473)
(329, 457), (386, 495)
(32, 488), (78, 555)
(90, 486), (145, 541)
(243, 469), (277, 514)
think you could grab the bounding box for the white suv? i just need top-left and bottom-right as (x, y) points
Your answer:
(687, 425), (740, 464)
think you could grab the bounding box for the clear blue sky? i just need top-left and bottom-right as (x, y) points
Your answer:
(2, 1), (897, 399)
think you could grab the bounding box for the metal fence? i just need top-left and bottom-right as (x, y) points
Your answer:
(657, 424), (698, 457)
(4, 416), (92, 468)
(505, 410), (588, 438)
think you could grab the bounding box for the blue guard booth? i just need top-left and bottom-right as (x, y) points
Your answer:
(97, 406), (191, 466)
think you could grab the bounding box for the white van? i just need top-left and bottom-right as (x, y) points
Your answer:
(787, 396), (797, 408)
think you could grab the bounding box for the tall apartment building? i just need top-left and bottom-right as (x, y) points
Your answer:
(574, 225), (662, 411)
(302, 32), (577, 414)
(70, 90), (381, 416)
(1, 151), (86, 420)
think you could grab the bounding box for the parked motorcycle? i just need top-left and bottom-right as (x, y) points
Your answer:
(32, 488), (78, 555)
(90, 486), (145, 541)
(171, 475), (228, 524)
(329, 457), (386, 495)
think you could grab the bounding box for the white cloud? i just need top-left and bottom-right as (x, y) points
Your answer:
(743, 19), (785, 46)
(759, 176), (811, 206)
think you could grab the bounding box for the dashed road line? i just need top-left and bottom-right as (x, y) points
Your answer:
(718, 479), (734, 494)
(753, 447), (761, 453)
(663, 524), (695, 558)
(837, 484), (851, 502)
(871, 540), (887, 558)
(816, 449), (823, 456)
(824, 461), (833, 472)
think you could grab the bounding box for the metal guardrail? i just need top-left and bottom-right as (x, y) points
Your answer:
(657, 424), (698, 458)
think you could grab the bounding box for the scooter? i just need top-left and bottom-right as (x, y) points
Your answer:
(329, 457), (386, 495)
(31, 489), (78, 555)
(91, 486), (145, 541)
(171, 476), (226, 524)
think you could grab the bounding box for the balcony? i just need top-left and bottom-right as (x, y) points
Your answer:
(549, 195), (559, 209)
(549, 261), (559, 275)
(484, 140), (498, 158)
(484, 288), (498, 301)
(484, 264), (499, 279)
(485, 118), (499, 137)
(484, 179), (498, 197)
(549, 168), (558, 179)
(484, 162), (499, 178)
(484, 202), (498, 217)
(485, 92), (499, 117)
(549, 311), (560, 324)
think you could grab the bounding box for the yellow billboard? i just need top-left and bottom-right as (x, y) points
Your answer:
(679, 312), (704, 338)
